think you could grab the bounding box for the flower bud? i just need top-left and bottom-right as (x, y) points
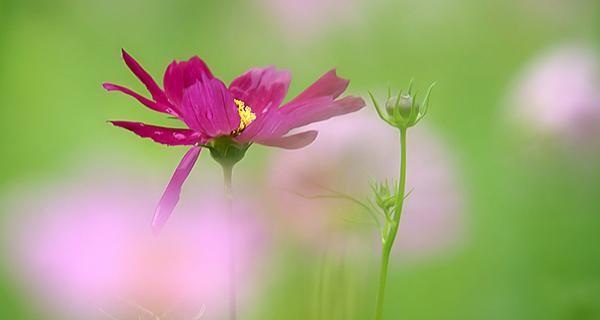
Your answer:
(371, 180), (396, 214)
(369, 81), (435, 130)
(386, 93), (416, 118)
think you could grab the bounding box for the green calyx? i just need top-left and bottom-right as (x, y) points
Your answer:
(203, 136), (252, 168)
(369, 79), (436, 130)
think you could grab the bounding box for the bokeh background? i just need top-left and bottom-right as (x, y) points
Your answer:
(1, 0), (600, 319)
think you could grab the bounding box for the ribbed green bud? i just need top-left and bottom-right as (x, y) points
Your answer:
(369, 80), (435, 130)
(386, 94), (416, 118)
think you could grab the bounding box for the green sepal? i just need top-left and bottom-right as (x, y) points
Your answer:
(206, 136), (252, 168)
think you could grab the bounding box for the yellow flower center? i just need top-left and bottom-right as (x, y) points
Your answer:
(232, 99), (256, 136)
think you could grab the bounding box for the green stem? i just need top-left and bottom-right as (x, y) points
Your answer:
(374, 128), (408, 320)
(374, 239), (392, 320)
(223, 164), (236, 320)
(395, 128), (408, 212)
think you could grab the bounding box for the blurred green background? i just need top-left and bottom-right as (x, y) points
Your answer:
(1, 0), (600, 319)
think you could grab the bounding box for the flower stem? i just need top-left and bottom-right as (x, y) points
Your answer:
(374, 239), (393, 320)
(222, 164), (236, 320)
(396, 129), (408, 212)
(374, 128), (408, 320)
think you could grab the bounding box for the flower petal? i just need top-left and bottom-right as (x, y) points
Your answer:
(110, 121), (204, 146)
(285, 69), (349, 106)
(229, 66), (291, 113)
(180, 77), (239, 137)
(152, 147), (202, 233)
(121, 49), (170, 105)
(280, 96), (365, 131)
(163, 56), (214, 106)
(229, 67), (290, 142)
(248, 69), (364, 141)
(256, 130), (318, 149)
(103, 83), (177, 115)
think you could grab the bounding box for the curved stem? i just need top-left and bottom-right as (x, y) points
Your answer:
(222, 164), (236, 320)
(374, 128), (408, 320)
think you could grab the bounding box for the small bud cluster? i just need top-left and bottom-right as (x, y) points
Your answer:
(370, 180), (397, 216)
(369, 80), (435, 130)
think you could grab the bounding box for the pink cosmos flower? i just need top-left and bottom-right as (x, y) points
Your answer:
(269, 110), (464, 258)
(2, 166), (266, 319)
(509, 44), (600, 148)
(103, 50), (364, 231)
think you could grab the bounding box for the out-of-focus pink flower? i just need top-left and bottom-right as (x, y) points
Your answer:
(268, 109), (464, 258)
(258, 0), (363, 41)
(2, 167), (266, 319)
(510, 45), (600, 148)
(104, 50), (364, 231)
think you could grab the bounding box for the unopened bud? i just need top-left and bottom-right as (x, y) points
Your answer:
(386, 94), (416, 117)
(369, 80), (434, 130)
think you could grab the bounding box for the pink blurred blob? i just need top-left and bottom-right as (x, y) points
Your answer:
(268, 109), (465, 259)
(2, 164), (266, 319)
(510, 44), (600, 148)
(258, 0), (363, 42)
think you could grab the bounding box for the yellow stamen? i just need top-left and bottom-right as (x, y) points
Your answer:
(232, 99), (256, 136)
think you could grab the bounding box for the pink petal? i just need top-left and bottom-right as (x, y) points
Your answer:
(280, 95), (365, 131)
(179, 77), (239, 137)
(285, 69), (349, 106)
(110, 121), (204, 146)
(121, 49), (170, 106)
(256, 130), (318, 149)
(229, 66), (291, 114)
(247, 69), (364, 141)
(234, 107), (280, 143)
(228, 67), (291, 142)
(152, 147), (202, 233)
(251, 96), (365, 142)
(102, 83), (177, 115)
(163, 56), (214, 106)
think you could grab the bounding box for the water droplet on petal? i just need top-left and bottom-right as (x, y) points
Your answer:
(173, 133), (186, 140)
